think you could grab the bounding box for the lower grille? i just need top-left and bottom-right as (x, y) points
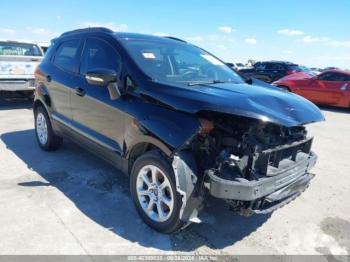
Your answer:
(253, 137), (313, 176)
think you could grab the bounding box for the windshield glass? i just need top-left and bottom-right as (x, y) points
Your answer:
(121, 39), (244, 85)
(298, 65), (317, 76)
(0, 42), (43, 56)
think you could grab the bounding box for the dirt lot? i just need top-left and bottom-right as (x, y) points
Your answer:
(0, 95), (349, 256)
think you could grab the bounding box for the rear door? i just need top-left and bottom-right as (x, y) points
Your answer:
(71, 37), (125, 155)
(49, 39), (82, 121)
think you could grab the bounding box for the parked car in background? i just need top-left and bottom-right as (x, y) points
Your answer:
(322, 67), (339, 72)
(0, 40), (44, 95)
(34, 27), (324, 233)
(225, 62), (248, 71)
(298, 66), (317, 76)
(273, 70), (350, 108)
(239, 61), (310, 83)
(235, 62), (246, 70)
(310, 67), (322, 75)
(36, 42), (50, 54)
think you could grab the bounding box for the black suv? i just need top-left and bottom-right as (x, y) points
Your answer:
(239, 61), (307, 83)
(33, 28), (324, 233)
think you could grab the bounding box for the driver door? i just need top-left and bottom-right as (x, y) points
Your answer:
(70, 37), (126, 159)
(308, 72), (348, 105)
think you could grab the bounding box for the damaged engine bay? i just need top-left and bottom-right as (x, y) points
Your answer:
(186, 112), (315, 215)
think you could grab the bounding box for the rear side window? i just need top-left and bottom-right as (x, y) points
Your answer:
(319, 73), (350, 82)
(269, 64), (284, 70)
(254, 62), (265, 70)
(333, 73), (350, 82)
(53, 39), (80, 72)
(79, 38), (121, 75)
(264, 63), (275, 70)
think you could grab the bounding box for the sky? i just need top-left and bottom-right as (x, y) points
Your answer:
(0, 0), (349, 68)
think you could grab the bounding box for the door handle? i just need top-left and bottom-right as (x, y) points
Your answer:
(75, 87), (86, 97)
(46, 75), (52, 82)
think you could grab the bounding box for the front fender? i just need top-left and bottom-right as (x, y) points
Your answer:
(124, 98), (201, 156)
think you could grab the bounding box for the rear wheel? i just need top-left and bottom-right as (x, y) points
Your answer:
(130, 151), (184, 233)
(34, 106), (62, 151)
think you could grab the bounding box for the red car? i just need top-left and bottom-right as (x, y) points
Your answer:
(273, 70), (350, 108)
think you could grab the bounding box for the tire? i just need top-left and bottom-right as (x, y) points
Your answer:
(130, 151), (184, 233)
(34, 106), (62, 151)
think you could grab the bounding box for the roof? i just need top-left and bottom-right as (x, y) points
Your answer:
(58, 27), (187, 44)
(60, 27), (114, 37)
(115, 32), (187, 43)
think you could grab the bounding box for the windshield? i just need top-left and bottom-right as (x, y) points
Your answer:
(298, 65), (317, 76)
(121, 39), (244, 85)
(0, 42), (43, 56)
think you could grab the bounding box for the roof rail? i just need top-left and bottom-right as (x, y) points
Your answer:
(163, 36), (187, 43)
(60, 27), (114, 37)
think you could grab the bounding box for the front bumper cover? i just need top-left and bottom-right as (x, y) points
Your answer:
(207, 152), (317, 203)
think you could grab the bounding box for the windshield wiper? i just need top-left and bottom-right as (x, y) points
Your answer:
(188, 80), (226, 86)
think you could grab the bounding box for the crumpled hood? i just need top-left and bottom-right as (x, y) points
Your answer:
(141, 79), (325, 127)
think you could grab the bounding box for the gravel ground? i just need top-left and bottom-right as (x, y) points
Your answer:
(0, 95), (349, 256)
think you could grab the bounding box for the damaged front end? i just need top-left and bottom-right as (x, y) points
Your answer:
(172, 112), (319, 223)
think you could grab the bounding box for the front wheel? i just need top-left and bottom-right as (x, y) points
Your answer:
(130, 151), (184, 233)
(34, 106), (62, 151)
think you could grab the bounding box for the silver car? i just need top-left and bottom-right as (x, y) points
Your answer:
(0, 41), (44, 93)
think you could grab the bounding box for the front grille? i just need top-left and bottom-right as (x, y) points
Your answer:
(253, 137), (313, 176)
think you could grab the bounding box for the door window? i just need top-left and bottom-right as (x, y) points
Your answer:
(79, 38), (121, 75)
(318, 73), (334, 81)
(270, 64), (283, 70)
(318, 72), (349, 82)
(53, 39), (80, 72)
(332, 73), (350, 82)
(254, 62), (266, 70)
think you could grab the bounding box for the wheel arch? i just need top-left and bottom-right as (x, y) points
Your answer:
(126, 138), (173, 175)
(33, 99), (45, 112)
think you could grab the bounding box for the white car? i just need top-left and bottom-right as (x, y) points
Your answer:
(0, 40), (44, 93)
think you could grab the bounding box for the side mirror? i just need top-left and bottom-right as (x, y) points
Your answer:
(86, 68), (117, 86)
(85, 69), (121, 100)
